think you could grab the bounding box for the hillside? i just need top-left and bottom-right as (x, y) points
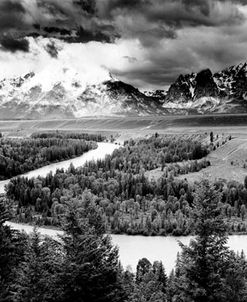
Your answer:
(0, 69), (164, 119)
(157, 62), (247, 114)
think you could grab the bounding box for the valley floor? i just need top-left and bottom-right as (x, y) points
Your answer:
(1, 114), (247, 184)
(1, 113), (247, 137)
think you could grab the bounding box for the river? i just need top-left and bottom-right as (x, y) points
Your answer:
(3, 141), (247, 273)
(6, 221), (247, 273)
(0, 142), (118, 194)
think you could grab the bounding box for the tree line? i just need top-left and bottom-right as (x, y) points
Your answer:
(122, 134), (209, 173)
(1, 181), (247, 302)
(31, 131), (106, 142)
(7, 171), (247, 236)
(5, 134), (247, 236)
(0, 138), (96, 180)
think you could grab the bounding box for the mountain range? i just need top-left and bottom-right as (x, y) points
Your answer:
(157, 62), (247, 114)
(0, 62), (246, 119)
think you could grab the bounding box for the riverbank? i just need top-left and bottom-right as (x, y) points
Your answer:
(8, 217), (247, 238)
(0, 142), (120, 194)
(6, 221), (247, 273)
(3, 134), (247, 273)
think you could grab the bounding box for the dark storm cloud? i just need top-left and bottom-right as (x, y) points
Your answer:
(63, 25), (120, 43)
(33, 0), (119, 43)
(0, 0), (30, 52)
(0, 0), (246, 88)
(0, 0), (245, 47)
(73, 0), (96, 15)
(0, 36), (30, 52)
(144, 1), (244, 27)
(43, 27), (71, 36)
(0, 1), (26, 31)
(1, 0), (244, 47)
(0, 0), (114, 51)
(36, 0), (68, 21)
(98, 0), (245, 30)
(71, 27), (113, 43)
(113, 24), (247, 89)
(98, 0), (247, 88)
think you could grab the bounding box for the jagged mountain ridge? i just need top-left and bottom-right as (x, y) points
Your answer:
(159, 62), (247, 113)
(0, 62), (246, 118)
(0, 69), (164, 119)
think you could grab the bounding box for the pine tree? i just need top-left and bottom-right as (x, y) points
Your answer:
(131, 259), (167, 302)
(136, 258), (152, 284)
(244, 175), (247, 189)
(59, 198), (126, 302)
(13, 228), (63, 302)
(210, 132), (214, 143)
(152, 261), (168, 294)
(174, 181), (230, 302)
(223, 251), (247, 302)
(173, 180), (247, 302)
(0, 199), (27, 302)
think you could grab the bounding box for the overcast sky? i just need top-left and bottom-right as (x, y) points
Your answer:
(0, 0), (247, 90)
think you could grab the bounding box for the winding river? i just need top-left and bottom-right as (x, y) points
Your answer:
(3, 142), (247, 273)
(0, 142), (118, 194)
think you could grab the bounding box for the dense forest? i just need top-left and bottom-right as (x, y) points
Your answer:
(0, 138), (96, 180)
(5, 134), (245, 236)
(1, 181), (247, 302)
(122, 134), (209, 173)
(31, 131), (106, 142)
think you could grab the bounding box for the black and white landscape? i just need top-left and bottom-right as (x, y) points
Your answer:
(0, 62), (246, 118)
(1, 1), (247, 302)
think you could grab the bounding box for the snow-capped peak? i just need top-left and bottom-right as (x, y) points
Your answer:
(0, 66), (164, 119)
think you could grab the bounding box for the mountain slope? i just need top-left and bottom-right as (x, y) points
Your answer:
(0, 69), (164, 119)
(158, 62), (247, 114)
(0, 62), (246, 118)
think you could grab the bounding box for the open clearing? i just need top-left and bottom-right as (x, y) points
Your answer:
(177, 137), (247, 184)
(145, 134), (247, 185)
(1, 114), (247, 138)
(145, 137), (247, 184)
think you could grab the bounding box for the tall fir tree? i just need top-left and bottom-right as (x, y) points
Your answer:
(58, 196), (127, 302)
(171, 180), (247, 302)
(0, 199), (26, 302)
(12, 229), (63, 302)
